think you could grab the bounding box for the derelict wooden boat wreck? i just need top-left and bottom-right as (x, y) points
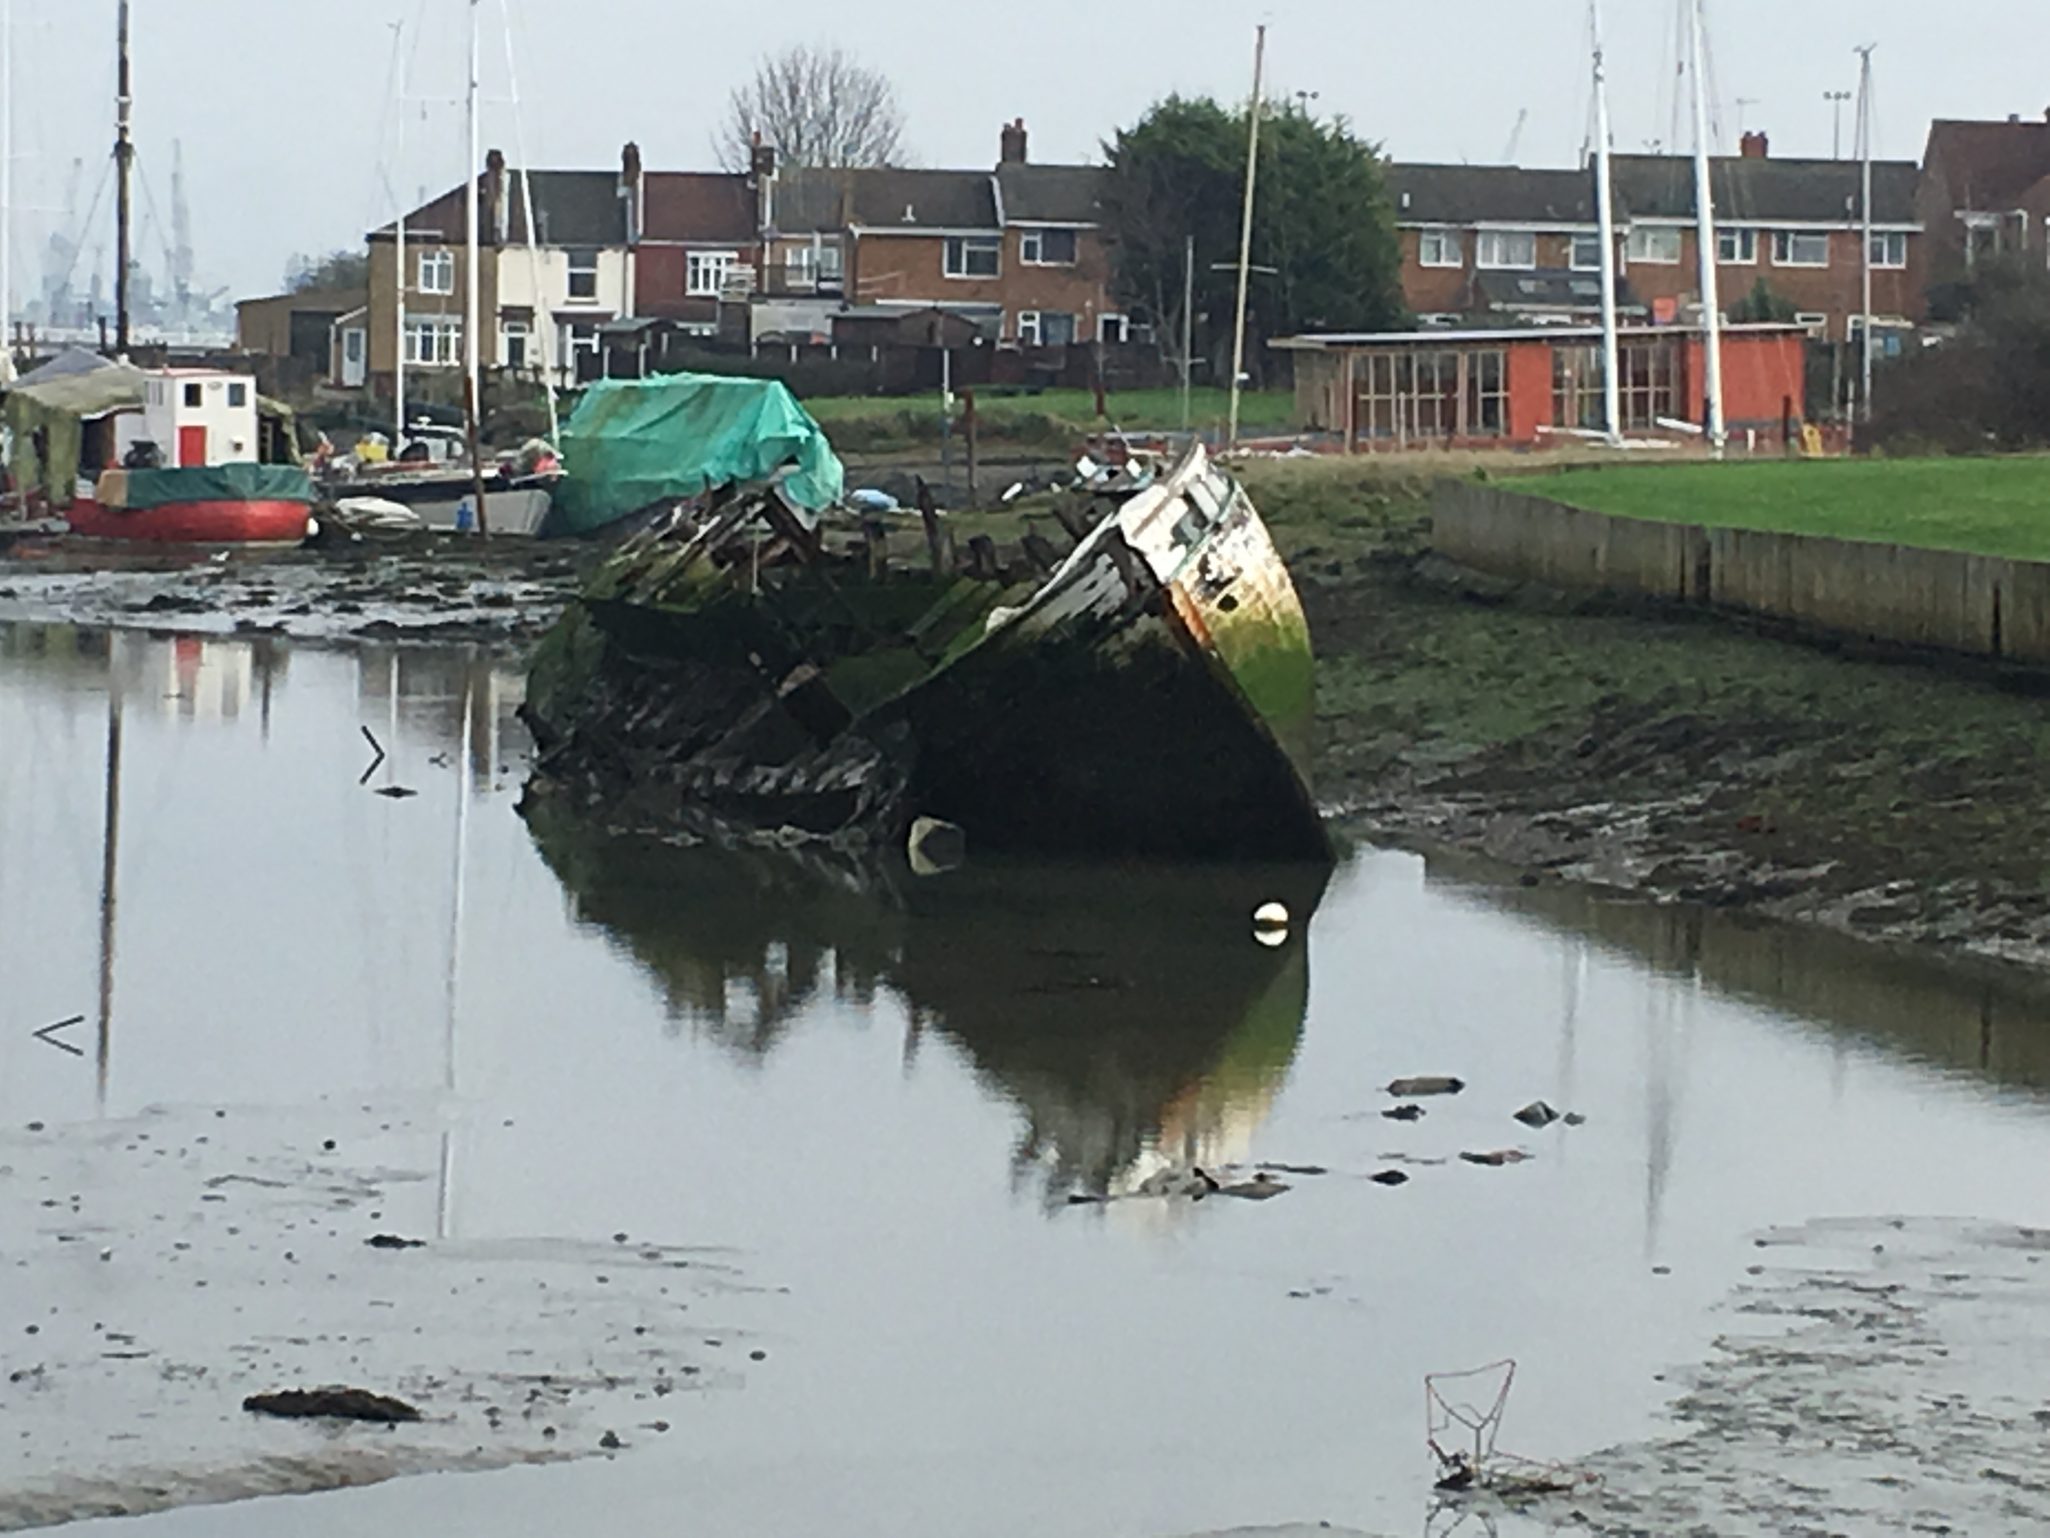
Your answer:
(522, 378), (1328, 864)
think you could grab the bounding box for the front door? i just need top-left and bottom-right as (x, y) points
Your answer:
(341, 327), (368, 388)
(178, 425), (208, 467)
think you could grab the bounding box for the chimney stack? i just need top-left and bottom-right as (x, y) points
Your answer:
(1739, 130), (1769, 160)
(620, 141), (644, 245)
(1000, 118), (1029, 166)
(484, 148), (508, 245)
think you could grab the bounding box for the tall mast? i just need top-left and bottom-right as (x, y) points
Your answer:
(1686, 0), (1725, 455)
(1226, 23), (1266, 453)
(2, 0), (12, 372)
(1590, 0), (1623, 445)
(114, 0), (134, 354)
(499, 0), (559, 443)
(1856, 44), (1876, 424)
(461, 0), (490, 534)
(464, 0), (482, 419)
(391, 20), (408, 448)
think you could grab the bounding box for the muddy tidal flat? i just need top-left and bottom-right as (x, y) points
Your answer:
(4, 521), (2050, 1535)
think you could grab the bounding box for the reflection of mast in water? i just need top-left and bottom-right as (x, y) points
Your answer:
(1642, 910), (1703, 1256)
(94, 638), (125, 1115)
(438, 665), (475, 1243)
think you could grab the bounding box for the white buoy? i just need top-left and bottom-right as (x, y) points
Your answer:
(1252, 900), (1290, 947)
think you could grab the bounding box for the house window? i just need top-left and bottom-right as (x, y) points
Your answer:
(818, 240), (844, 285)
(566, 248), (600, 302)
(1476, 230), (1536, 270)
(1569, 234), (1603, 271)
(403, 315), (463, 367)
(1717, 228), (1759, 264)
(1353, 348), (1507, 442)
(1849, 317), (1911, 359)
(687, 251), (739, 298)
(1040, 312), (1076, 346)
(502, 319), (531, 370)
(1772, 230), (1831, 267)
(227, 382), (248, 408)
(784, 244), (817, 289)
(417, 249), (455, 295)
(183, 383), (203, 407)
(1098, 313), (1129, 344)
(944, 236), (1001, 279)
(1626, 226), (1682, 264)
(1020, 227), (1079, 266)
(1419, 229), (1462, 268)
(1868, 231), (1908, 269)
(1464, 349), (1507, 435)
(1552, 345), (1604, 431)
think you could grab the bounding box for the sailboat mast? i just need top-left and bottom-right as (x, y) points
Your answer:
(393, 21), (408, 449)
(1226, 23), (1266, 453)
(1685, 0), (1725, 455)
(1590, 0), (1623, 445)
(114, 0), (134, 354)
(498, 0), (560, 443)
(2, 0), (13, 369)
(1856, 45), (1876, 423)
(464, 0), (482, 426)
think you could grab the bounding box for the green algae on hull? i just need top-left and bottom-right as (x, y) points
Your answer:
(523, 444), (1328, 864)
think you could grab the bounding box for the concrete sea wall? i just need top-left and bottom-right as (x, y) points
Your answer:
(1432, 480), (2050, 667)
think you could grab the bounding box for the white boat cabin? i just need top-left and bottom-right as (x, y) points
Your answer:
(140, 369), (260, 467)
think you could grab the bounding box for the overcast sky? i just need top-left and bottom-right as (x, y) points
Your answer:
(4, 0), (2046, 304)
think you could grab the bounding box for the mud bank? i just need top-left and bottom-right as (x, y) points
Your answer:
(0, 1101), (765, 1532)
(0, 535), (596, 648)
(1279, 488), (2050, 973)
(13, 471), (2050, 972)
(1561, 1217), (2050, 1536)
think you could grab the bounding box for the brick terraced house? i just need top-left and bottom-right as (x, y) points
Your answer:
(1391, 132), (1923, 351)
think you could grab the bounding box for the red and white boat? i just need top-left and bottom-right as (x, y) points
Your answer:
(65, 367), (314, 544)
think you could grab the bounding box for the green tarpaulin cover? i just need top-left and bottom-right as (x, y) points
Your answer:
(552, 374), (844, 536)
(119, 464), (315, 510)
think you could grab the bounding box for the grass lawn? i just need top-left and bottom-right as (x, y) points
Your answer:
(1525, 457), (2050, 562)
(802, 386), (1295, 436)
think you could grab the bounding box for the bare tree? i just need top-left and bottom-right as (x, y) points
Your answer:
(717, 45), (907, 171)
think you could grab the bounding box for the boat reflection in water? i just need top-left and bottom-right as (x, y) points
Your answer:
(524, 804), (1329, 1206)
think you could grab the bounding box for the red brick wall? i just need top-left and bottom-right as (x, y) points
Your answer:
(848, 229), (1116, 339)
(633, 244), (758, 319)
(1399, 224), (1923, 337)
(1624, 230), (1924, 339)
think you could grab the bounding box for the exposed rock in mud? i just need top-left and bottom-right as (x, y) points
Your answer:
(243, 1387), (422, 1423)
(1386, 1076), (1463, 1097)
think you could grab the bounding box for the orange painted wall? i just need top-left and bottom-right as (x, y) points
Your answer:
(1506, 340), (1554, 441)
(1722, 334), (1807, 425)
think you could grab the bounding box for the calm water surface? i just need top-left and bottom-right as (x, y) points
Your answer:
(4, 621), (2050, 1538)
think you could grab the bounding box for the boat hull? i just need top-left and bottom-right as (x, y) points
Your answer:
(66, 497), (311, 544)
(326, 476), (555, 535)
(523, 445), (1327, 864)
